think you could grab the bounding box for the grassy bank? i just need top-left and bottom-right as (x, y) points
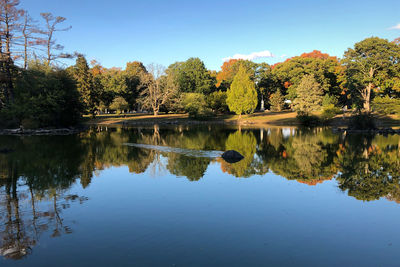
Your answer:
(85, 111), (301, 127)
(85, 111), (400, 128)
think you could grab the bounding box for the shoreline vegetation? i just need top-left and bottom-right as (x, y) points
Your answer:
(87, 111), (400, 130)
(3, 110), (400, 136)
(1, 1), (400, 132)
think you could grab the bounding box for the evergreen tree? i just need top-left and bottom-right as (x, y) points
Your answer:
(270, 89), (285, 112)
(75, 55), (98, 117)
(226, 65), (258, 118)
(293, 74), (323, 113)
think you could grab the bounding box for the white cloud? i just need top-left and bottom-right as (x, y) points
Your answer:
(222, 50), (275, 61)
(389, 23), (400, 30)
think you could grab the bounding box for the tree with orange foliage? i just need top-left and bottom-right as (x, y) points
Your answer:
(216, 59), (239, 88)
(216, 59), (258, 90)
(272, 50), (343, 103)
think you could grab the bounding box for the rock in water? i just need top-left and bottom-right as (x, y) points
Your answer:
(221, 150), (244, 163)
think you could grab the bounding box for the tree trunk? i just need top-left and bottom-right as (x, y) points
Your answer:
(363, 68), (375, 113)
(363, 83), (372, 112)
(24, 36), (28, 69)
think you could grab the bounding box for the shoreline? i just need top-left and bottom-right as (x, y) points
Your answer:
(2, 112), (400, 135)
(0, 126), (87, 136)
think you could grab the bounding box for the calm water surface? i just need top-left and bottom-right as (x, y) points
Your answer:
(1, 125), (400, 266)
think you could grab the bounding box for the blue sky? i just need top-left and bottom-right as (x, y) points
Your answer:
(21, 0), (400, 70)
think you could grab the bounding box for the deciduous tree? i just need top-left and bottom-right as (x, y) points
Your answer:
(343, 37), (400, 112)
(40, 12), (71, 65)
(139, 63), (177, 116)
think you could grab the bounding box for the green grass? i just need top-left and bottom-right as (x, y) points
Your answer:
(85, 111), (400, 128)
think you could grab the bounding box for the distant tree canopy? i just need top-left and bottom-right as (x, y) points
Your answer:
(0, 0), (400, 129)
(166, 57), (216, 95)
(272, 50), (343, 102)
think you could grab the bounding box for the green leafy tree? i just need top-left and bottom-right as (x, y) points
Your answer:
(343, 37), (400, 111)
(372, 96), (400, 115)
(272, 51), (343, 103)
(226, 65), (258, 118)
(182, 92), (212, 119)
(124, 61), (147, 110)
(270, 89), (284, 112)
(166, 58), (215, 95)
(293, 74), (324, 113)
(74, 55), (98, 117)
(206, 90), (228, 113)
(8, 61), (82, 128)
(110, 96), (129, 114)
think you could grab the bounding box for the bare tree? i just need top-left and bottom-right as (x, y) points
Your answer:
(40, 12), (71, 65)
(0, 0), (23, 103)
(20, 11), (40, 69)
(139, 63), (177, 116)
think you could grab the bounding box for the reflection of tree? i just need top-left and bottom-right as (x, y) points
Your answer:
(0, 136), (88, 260)
(3, 125), (400, 262)
(257, 128), (339, 185)
(167, 154), (210, 181)
(337, 135), (400, 201)
(221, 131), (257, 177)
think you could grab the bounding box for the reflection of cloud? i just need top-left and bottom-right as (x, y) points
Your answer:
(223, 50), (274, 61)
(389, 23), (400, 30)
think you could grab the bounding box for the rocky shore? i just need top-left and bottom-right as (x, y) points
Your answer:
(333, 127), (400, 134)
(0, 127), (86, 136)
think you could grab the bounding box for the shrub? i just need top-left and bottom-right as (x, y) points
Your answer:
(21, 118), (40, 129)
(206, 91), (228, 113)
(182, 93), (213, 119)
(349, 113), (376, 130)
(372, 96), (400, 115)
(0, 108), (19, 129)
(320, 104), (341, 122)
(296, 112), (321, 127)
(270, 90), (285, 112)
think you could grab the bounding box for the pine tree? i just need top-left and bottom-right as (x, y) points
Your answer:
(293, 74), (323, 113)
(226, 65), (257, 118)
(75, 55), (97, 117)
(270, 89), (284, 112)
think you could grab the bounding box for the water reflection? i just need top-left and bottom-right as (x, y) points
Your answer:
(0, 125), (400, 260)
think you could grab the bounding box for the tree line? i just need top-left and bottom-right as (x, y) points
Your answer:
(0, 0), (400, 128)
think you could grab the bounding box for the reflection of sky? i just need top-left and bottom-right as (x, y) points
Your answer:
(3, 163), (400, 266)
(282, 128), (292, 138)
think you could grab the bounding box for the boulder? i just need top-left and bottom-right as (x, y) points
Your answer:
(221, 150), (244, 163)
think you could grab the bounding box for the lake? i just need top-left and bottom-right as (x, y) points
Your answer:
(1, 125), (400, 266)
